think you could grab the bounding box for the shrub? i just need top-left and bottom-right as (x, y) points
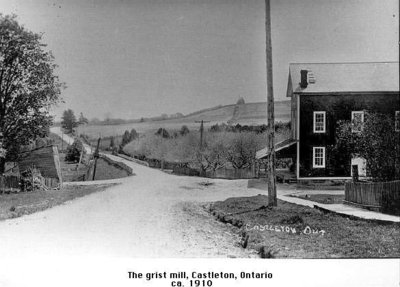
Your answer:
(180, 125), (190, 136)
(65, 139), (85, 162)
(155, 128), (170, 138)
(335, 112), (400, 181)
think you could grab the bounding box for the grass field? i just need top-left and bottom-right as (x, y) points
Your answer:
(289, 194), (345, 204)
(0, 184), (116, 221)
(209, 195), (400, 258)
(76, 100), (291, 138)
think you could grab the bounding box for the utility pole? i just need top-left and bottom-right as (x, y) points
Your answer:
(195, 120), (210, 150)
(92, 137), (101, 181)
(265, 0), (277, 206)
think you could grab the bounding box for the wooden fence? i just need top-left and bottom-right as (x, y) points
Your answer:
(172, 166), (257, 179)
(344, 180), (400, 215)
(0, 175), (20, 193)
(0, 175), (60, 193)
(205, 167), (257, 180)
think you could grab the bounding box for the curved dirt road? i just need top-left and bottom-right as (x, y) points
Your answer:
(0, 155), (263, 258)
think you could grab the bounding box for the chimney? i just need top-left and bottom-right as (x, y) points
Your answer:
(300, 70), (308, 88)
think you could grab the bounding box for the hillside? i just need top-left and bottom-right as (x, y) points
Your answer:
(76, 100), (291, 137)
(163, 100), (291, 124)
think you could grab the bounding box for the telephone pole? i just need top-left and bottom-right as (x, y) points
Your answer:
(265, 0), (277, 206)
(92, 137), (101, 181)
(195, 120), (210, 150)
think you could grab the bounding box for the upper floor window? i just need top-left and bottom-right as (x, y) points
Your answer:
(313, 111), (326, 133)
(351, 111), (364, 133)
(395, 111), (400, 132)
(313, 147), (325, 168)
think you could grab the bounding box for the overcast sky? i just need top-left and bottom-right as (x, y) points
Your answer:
(1, 0), (398, 120)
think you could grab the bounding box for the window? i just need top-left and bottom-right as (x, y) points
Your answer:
(313, 147), (325, 168)
(396, 111), (400, 132)
(313, 111), (326, 133)
(351, 111), (364, 133)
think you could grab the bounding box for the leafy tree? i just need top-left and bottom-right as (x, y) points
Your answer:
(109, 136), (115, 149)
(61, 109), (79, 134)
(0, 15), (63, 172)
(155, 128), (170, 139)
(179, 125), (190, 136)
(65, 139), (85, 162)
(236, 97), (245, 105)
(130, 128), (138, 141)
(78, 112), (88, 125)
(335, 112), (400, 181)
(121, 130), (131, 146)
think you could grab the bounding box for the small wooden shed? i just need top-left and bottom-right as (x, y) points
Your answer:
(18, 145), (63, 188)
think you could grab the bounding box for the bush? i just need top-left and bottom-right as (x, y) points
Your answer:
(180, 125), (190, 136)
(65, 139), (85, 162)
(335, 112), (400, 181)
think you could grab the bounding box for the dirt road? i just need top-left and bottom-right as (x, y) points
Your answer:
(0, 154), (263, 258)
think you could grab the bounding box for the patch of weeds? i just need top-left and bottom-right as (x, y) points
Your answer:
(259, 246), (278, 258)
(198, 181), (214, 187)
(280, 214), (304, 225)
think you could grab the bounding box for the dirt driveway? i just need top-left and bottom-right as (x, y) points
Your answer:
(0, 156), (263, 258)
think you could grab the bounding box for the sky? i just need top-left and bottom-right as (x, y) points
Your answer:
(0, 0), (398, 120)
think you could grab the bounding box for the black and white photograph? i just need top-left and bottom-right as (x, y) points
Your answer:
(0, 0), (399, 286)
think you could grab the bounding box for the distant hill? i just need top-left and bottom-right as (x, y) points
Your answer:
(162, 100), (291, 125)
(77, 100), (292, 137)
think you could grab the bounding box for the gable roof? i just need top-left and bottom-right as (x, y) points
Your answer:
(287, 62), (399, 96)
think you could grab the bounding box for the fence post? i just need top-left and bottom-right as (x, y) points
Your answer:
(352, 165), (359, 182)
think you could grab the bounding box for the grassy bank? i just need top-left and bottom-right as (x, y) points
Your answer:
(208, 195), (400, 258)
(0, 183), (117, 221)
(289, 193), (345, 204)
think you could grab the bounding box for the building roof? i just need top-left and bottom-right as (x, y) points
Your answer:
(256, 138), (297, 160)
(287, 62), (399, 96)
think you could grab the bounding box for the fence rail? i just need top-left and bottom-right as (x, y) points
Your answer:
(344, 180), (400, 215)
(0, 175), (20, 193)
(0, 175), (60, 193)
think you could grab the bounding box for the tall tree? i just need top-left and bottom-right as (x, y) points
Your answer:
(130, 128), (138, 141)
(78, 112), (88, 125)
(0, 15), (63, 172)
(61, 109), (78, 134)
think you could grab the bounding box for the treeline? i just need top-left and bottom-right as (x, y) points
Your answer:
(123, 124), (290, 174)
(209, 122), (290, 133)
(79, 128), (138, 153)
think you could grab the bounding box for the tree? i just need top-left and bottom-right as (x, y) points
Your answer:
(225, 132), (263, 169)
(61, 109), (79, 134)
(155, 128), (170, 139)
(109, 136), (115, 150)
(65, 138), (85, 162)
(78, 112), (88, 125)
(335, 112), (400, 182)
(236, 97), (245, 105)
(121, 130), (131, 146)
(130, 128), (138, 141)
(0, 15), (63, 172)
(179, 125), (190, 136)
(201, 133), (228, 173)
